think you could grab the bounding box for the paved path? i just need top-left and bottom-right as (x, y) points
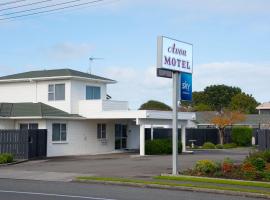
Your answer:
(0, 148), (251, 181)
(0, 179), (260, 200)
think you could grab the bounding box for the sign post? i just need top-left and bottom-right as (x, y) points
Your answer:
(172, 71), (179, 175)
(157, 36), (193, 175)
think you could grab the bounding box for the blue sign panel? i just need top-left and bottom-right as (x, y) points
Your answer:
(180, 73), (192, 101)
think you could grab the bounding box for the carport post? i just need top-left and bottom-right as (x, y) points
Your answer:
(150, 125), (154, 141)
(140, 125), (145, 156)
(181, 123), (186, 152)
(172, 71), (179, 175)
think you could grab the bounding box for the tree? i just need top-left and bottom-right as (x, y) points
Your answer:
(204, 85), (242, 111)
(211, 111), (246, 145)
(139, 100), (172, 111)
(230, 93), (259, 114)
(193, 103), (211, 111)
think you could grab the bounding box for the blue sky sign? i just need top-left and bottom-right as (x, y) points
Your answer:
(180, 73), (192, 101)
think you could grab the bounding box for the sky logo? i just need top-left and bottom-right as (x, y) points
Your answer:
(180, 73), (192, 101)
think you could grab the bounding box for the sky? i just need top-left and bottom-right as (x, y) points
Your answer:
(0, 0), (270, 109)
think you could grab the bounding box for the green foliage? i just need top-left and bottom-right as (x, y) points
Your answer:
(203, 85), (242, 111)
(245, 151), (270, 164)
(145, 139), (182, 155)
(202, 142), (216, 149)
(252, 158), (266, 171)
(195, 160), (219, 174)
(139, 100), (172, 111)
(230, 93), (259, 114)
(215, 144), (223, 149)
(223, 143), (237, 149)
(232, 127), (252, 146)
(0, 153), (13, 164)
(193, 103), (211, 111)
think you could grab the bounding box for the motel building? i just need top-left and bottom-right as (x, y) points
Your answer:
(0, 68), (195, 157)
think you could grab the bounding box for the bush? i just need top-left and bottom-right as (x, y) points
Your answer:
(245, 150), (270, 164)
(232, 127), (252, 146)
(202, 142), (216, 149)
(0, 153), (13, 164)
(216, 144), (223, 149)
(145, 139), (182, 155)
(195, 160), (219, 174)
(252, 158), (266, 171)
(223, 143), (237, 149)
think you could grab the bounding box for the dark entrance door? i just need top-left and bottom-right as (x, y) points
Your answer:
(28, 129), (47, 159)
(115, 124), (127, 150)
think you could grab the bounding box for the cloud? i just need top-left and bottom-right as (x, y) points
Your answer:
(193, 61), (270, 103)
(46, 42), (94, 61)
(98, 61), (270, 109)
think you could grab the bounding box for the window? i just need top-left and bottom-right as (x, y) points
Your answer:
(52, 123), (67, 142)
(86, 86), (101, 100)
(48, 84), (65, 101)
(20, 123), (38, 130)
(97, 124), (106, 139)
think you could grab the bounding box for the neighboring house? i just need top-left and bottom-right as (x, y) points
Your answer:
(0, 68), (195, 157)
(257, 102), (270, 115)
(191, 111), (270, 129)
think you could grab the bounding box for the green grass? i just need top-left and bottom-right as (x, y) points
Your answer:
(155, 175), (270, 189)
(76, 176), (270, 196)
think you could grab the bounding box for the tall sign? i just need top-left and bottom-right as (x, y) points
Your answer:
(157, 36), (193, 175)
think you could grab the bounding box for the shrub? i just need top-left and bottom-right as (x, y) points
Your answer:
(223, 143), (237, 149)
(0, 153), (13, 164)
(251, 158), (266, 171)
(232, 127), (252, 146)
(145, 139), (182, 155)
(241, 162), (257, 179)
(222, 158), (234, 173)
(215, 144), (223, 149)
(202, 142), (216, 149)
(245, 150), (270, 164)
(195, 160), (218, 174)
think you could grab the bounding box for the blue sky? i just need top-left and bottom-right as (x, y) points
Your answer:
(1, 0), (270, 109)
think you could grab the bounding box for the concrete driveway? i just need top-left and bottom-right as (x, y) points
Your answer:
(0, 148), (251, 181)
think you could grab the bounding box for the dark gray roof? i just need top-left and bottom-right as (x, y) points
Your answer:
(0, 103), (82, 118)
(195, 111), (270, 125)
(0, 68), (115, 82)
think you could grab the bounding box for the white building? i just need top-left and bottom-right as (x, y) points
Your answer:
(0, 68), (195, 157)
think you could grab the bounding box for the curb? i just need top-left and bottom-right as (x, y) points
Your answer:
(75, 179), (270, 199)
(0, 160), (28, 167)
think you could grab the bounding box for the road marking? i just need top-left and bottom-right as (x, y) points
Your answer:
(0, 190), (118, 200)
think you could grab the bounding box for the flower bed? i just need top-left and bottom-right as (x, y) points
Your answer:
(182, 150), (270, 181)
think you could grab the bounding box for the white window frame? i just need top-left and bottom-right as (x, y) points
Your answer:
(48, 83), (65, 101)
(86, 85), (101, 100)
(97, 123), (106, 139)
(52, 123), (67, 143)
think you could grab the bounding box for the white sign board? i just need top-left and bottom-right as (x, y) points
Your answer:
(157, 36), (193, 74)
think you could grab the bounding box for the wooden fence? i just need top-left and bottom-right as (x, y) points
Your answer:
(258, 129), (270, 151)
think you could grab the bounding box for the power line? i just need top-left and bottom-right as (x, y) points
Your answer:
(0, 0), (91, 17)
(0, 0), (106, 21)
(0, 0), (27, 7)
(0, 0), (53, 12)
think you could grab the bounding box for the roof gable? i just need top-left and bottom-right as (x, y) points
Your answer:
(0, 68), (115, 83)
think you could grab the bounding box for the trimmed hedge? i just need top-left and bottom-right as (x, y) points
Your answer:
(0, 153), (13, 164)
(145, 139), (182, 155)
(232, 127), (252, 146)
(202, 142), (216, 149)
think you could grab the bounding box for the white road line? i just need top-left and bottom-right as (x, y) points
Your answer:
(0, 190), (118, 200)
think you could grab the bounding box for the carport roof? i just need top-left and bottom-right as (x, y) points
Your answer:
(0, 102), (83, 119)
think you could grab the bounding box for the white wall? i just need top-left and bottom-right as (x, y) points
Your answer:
(14, 119), (47, 129)
(127, 123), (140, 149)
(46, 119), (116, 157)
(0, 119), (15, 129)
(70, 80), (107, 114)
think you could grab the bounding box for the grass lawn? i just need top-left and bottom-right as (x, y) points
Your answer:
(76, 176), (270, 196)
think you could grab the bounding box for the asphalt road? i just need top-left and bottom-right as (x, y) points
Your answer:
(0, 179), (260, 200)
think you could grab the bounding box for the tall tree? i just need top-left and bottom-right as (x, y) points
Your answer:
(139, 100), (172, 111)
(204, 85), (242, 111)
(230, 93), (259, 114)
(211, 111), (246, 145)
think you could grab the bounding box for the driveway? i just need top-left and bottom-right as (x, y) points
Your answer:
(0, 148), (251, 181)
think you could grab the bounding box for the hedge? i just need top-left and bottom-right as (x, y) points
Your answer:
(232, 127), (252, 146)
(145, 139), (182, 155)
(0, 153), (13, 164)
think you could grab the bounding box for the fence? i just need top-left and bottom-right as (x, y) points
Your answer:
(258, 129), (270, 151)
(0, 129), (47, 160)
(145, 128), (259, 146)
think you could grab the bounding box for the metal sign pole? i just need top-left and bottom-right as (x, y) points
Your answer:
(172, 71), (179, 175)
